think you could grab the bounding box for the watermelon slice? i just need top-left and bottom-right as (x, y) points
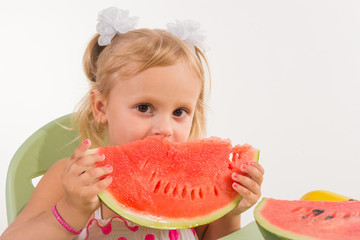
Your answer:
(92, 136), (259, 229)
(254, 197), (360, 240)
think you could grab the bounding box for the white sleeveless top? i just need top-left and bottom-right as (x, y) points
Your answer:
(74, 208), (199, 240)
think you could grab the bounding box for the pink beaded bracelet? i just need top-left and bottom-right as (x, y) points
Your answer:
(52, 204), (82, 235)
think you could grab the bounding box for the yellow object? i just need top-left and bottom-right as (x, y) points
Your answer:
(300, 190), (355, 201)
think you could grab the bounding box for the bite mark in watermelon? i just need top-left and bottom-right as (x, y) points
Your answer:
(254, 197), (360, 240)
(92, 136), (259, 229)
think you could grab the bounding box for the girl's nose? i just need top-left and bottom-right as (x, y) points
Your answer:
(152, 116), (173, 137)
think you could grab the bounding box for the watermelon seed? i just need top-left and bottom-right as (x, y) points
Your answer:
(141, 159), (149, 169)
(150, 171), (156, 182)
(154, 181), (161, 193)
(181, 187), (187, 199)
(164, 182), (171, 194)
(298, 208), (313, 219)
(191, 189), (196, 200)
(214, 186), (219, 197)
(312, 209), (324, 216)
(199, 188), (204, 199)
(325, 215), (334, 220)
(291, 207), (303, 213)
(172, 186), (178, 197)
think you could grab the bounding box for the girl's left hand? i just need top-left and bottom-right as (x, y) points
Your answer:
(231, 161), (264, 215)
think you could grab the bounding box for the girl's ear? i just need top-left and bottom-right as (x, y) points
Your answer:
(90, 89), (107, 124)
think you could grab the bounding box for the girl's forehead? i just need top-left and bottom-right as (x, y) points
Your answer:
(109, 62), (201, 100)
(116, 61), (199, 84)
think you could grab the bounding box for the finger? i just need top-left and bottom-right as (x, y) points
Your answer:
(71, 139), (92, 160)
(80, 165), (113, 185)
(76, 153), (105, 169)
(250, 162), (265, 175)
(86, 176), (113, 196)
(233, 182), (257, 203)
(240, 163), (264, 185)
(232, 172), (261, 195)
(71, 153), (106, 176)
(234, 154), (264, 175)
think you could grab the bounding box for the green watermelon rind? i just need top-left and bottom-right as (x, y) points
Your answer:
(254, 198), (318, 240)
(99, 191), (242, 229)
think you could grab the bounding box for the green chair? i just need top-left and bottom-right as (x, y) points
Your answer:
(219, 221), (264, 240)
(6, 114), (79, 224)
(5, 114), (264, 239)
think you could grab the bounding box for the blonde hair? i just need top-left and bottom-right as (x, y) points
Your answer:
(75, 28), (210, 147)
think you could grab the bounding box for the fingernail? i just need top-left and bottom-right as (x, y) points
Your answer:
(107, 176), (112, 181)
(99, 153), (105, 160)
(107, 165), (113, 172)
(242, 164), (247, 170)
(83, 139), (89, 145)
(232, 173), (238, 179)
(250, 162), (255, 166)
(233, 182), (239, 188)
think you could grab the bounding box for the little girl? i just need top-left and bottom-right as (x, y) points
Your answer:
(0, 7), (264, 240)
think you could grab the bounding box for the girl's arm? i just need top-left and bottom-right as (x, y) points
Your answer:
(0, 159), (84, 240)
(0, 141), (112, 240)
(195, 162), (264, 240)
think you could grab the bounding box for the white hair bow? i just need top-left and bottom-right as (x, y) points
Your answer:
(96, 7), (139, 46)
(96, 7), (209, 52)
(166, 19), (209, 52)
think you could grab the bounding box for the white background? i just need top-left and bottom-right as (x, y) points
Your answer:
(1, 0), (360, 234)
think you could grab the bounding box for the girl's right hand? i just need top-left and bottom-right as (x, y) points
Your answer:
(61, 139), (113, 215)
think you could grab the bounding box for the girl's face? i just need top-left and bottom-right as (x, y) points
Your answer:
(93, 61), (201, 145)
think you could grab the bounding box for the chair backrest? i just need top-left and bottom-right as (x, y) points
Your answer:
(6, 114), (79, 224)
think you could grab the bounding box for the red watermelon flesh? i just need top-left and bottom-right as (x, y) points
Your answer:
(254, 198), (360, 240)
(93, 136), (259, 229)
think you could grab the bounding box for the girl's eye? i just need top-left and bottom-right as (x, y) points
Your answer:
(137, 104), (152, 113)
(173, 108), (188, 118)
